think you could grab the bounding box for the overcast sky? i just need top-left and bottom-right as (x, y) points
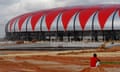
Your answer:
(0, 0), (120, 38)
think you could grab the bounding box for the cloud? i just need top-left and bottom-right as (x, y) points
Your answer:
(57, 0), (120, 6)
(0, 0), (19, 6)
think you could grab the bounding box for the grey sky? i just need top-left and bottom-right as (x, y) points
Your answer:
(0, 0), (120, 38)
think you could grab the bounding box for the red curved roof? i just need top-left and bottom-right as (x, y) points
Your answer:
(46, 9), (63, 31)
(62, 7), (81, 31)
(98, 7), (116, 30)
(18, 14), (31, 31)
(7, 4), (120, 32)
(79, 8), (98, 30)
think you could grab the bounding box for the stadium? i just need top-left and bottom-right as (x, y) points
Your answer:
(5, 4), (120, 41)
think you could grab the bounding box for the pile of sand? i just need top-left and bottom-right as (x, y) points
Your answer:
(80, 67), (107, 72)
(16, 40), (24, 44)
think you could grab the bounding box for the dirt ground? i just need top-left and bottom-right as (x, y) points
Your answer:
(0, 47), (119, 72)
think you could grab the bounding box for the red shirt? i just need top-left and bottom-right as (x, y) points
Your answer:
(90, 57), (98, 67)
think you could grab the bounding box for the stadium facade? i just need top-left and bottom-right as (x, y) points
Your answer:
(5, 4), (120, 41)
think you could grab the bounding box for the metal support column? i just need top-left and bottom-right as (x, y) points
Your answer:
(112, 9), (118, 42)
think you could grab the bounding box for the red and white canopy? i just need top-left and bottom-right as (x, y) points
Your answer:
(6, 4), (120, 32)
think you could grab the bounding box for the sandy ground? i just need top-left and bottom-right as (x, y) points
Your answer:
(0, 47), (119, 72)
